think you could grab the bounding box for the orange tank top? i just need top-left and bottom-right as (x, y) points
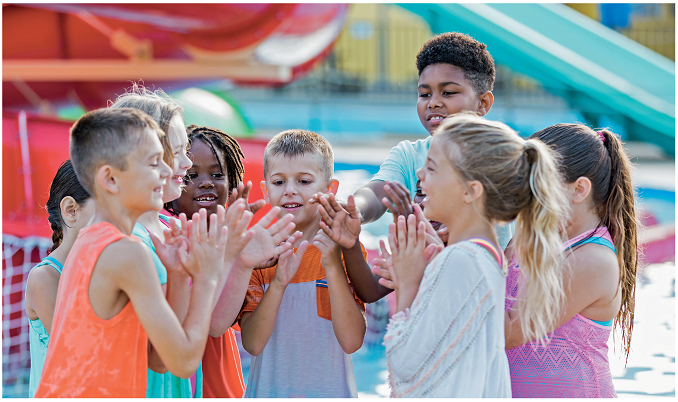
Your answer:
(35, 222), (148, 397)
(202, 328), (245, 397)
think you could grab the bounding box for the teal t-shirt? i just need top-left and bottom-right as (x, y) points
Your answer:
(27, 256), (63, 397)
(371, 135), (515, 250)
(132, 222), (203, 398)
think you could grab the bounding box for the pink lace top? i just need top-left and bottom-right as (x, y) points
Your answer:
(505, 227), (617, 398)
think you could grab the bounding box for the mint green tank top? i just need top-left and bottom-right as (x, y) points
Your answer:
(132, 222), (203, 398)
(27, 256), (63, 397)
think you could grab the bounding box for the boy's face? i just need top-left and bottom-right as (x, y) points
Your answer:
(417, 63), (483, 134)
(263, 153), (337, 231)
(116, 127), (172, 214)
(173, 139), (229, 217)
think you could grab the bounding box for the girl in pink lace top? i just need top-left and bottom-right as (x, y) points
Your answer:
(504, 124), (638, 398)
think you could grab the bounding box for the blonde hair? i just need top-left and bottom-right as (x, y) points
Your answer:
(263, 129), (334, 183)
(435, 112), (569, 343)
(109, 83), (183, 169)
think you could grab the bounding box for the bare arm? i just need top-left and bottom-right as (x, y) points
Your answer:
(505, 244), (619, 349)
(239, 242), (309, 356)
(209, 207), (298, 337)
(314, 231), (366, 354)
(25, 267), (60, 336)
(353, 180), (389, 224)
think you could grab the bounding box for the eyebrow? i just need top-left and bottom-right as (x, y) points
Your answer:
(418, 81), (461, 89)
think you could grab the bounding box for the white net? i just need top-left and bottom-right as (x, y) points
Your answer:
(2, 234), (52, 398)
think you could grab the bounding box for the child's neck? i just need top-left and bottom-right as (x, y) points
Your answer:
(48, 230), (79, 267)
(137, 210), (166, 238)
(442, 213), (498, 250)
(89, 197), (144, 236)
(565, 204), (602, 241)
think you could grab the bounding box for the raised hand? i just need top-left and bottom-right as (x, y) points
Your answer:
(220, 200), (255, 261)
(238, 207), (298, 269)
(150, 214), (190, 277)
(316, 193), (361, 249)
(228, 181), (267, 215)
(178, 208), (229, 280)
(382, 181), (414, 222)
(388, 215), (428, 304)
(411, 204), (445, 249)
(271, 240), (309, 287)
(371, 239), (395, 289)
(313, 230), (342, 272)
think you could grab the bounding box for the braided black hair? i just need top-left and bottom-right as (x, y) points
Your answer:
(46, 159), (91, 252)
(164, 125), (245, 215)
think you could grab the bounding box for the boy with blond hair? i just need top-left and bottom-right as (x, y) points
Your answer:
(238, 129), (367, 398)
(36, 108), (252, 397)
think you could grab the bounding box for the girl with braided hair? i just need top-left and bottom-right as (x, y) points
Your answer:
(170, 125), (264, 398)
(25, 159), (93, 397)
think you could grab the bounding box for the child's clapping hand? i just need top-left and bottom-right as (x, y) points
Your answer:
(228, 181), (266, 215)
(271, 240), (309, 288)
(313, 230), (343, 271)
(221, 200), (255, 262)
(178, 208), (229, 281)
(150, 213), (191, 278)
(315, 193), (361, 249)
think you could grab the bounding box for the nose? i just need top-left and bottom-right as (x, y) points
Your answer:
(416, 167), (424, 181)
(179, 152), (192, 171)
(159, 160), (172, 179)
(283, 181), (297, 196)
(428, 92), (443, 109)
(198, 177), (214, 189)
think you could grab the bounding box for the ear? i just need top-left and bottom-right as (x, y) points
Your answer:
(570, 177), (592, 204)
(326, 179), (339, 196)
(96, 165), (119, 194)
(475, 91), (494, 117)
(60, 196), (78, 224)
(260, 180), (270, 203)
(464, 180), (485, 204)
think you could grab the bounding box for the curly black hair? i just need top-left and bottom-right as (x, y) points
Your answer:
(163, 125), (245, 215)
(416, 32), (495, 95)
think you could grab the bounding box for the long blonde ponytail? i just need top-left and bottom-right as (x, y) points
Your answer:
(435, 113), (568, 343)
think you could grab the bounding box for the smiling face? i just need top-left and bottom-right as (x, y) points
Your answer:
(416, 136), (468, 227)
(116, 127), (172, 214)
(414, 179), (442, 232)
(173, 139), (229, 217)
(263, 152), (336, 232)
(163, 115), (192, 203)
(417, 63), (483, 134)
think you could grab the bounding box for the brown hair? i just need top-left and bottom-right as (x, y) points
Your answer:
(263, 129), (334, 183)
(69, 107), (164, 195)
(531, 123), (638, 360)
(46, 159), (91, 252)
(436, 112), (568, 343)
(109, 83), (183, 169)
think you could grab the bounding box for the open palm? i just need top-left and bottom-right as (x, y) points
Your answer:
(317, 193), (361, 249)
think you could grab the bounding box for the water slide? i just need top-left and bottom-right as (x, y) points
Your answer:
(399, 3), (675, 155)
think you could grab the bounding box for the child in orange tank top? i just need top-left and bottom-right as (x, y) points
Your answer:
(36, 108), (254, 397)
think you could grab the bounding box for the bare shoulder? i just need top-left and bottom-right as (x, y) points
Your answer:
(26, 264), (61, 293)
(565, 242), (619, 294)
(96, 238), (156, 282)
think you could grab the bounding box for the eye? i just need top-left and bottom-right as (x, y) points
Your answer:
(272, 180), (284, 186)
(186, 172), (197, 179)
(299, 179), (312, 185)
(212, 172), (225, 179)
(418, 92), (430, 98)
(443, 91), (458, 96)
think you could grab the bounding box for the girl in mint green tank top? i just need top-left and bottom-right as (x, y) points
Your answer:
(24, 160), (93, 397)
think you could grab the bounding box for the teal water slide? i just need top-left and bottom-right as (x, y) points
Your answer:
(400, 3), (675, 155)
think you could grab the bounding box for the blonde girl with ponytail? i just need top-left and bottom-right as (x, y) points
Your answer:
(382, 112), (568, 397)
(505, 124), (638, 398)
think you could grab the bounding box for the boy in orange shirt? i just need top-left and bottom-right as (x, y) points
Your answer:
(36, 108), (252, 397)
(238, 129), (367, 398)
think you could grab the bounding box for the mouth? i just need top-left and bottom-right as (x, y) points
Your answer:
(430, 220), (442, 231)
(153, 186), (164, 196)
(194, 194), (217, 207)
(172, 174), (185, 184)
(427, 114), (446, 125)
(281, 202), (303, 211)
